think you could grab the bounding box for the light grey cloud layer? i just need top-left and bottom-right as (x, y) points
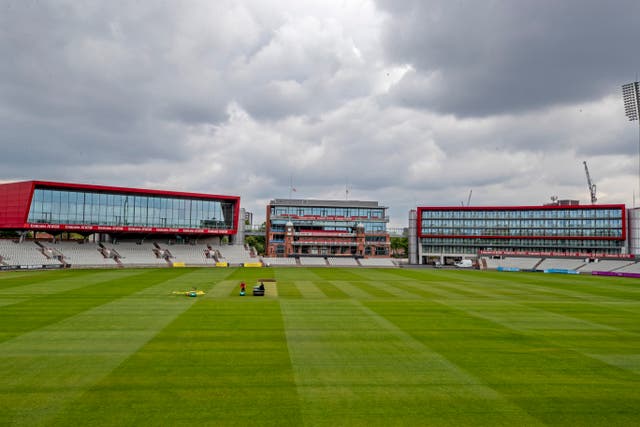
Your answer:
(1, 0), (639, 227)
(378, 0), (640, 117)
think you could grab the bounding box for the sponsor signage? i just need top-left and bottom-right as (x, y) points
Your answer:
(592, 271), (640, 278)
(27, 223), (234, 235)
(296, 232), (355, 237)
(274, 215), (383, 221)
(0, 264), (64, 271)
(479, 250), (634, 259)
(243, 262), (263, 268)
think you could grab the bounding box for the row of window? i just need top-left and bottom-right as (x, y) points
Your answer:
(421, 237), (624, 249)
(270, 220), (387, 233)
(421, 209), (622, 220)
(271, 206), (385, 219)
(421, 219), (622, 228)
(27, 188), (235, 229)
(421, 228), (623, 238)
(422, 246), (622, 255)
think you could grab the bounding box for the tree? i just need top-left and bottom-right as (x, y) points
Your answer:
(245, 235), (265, 255)
(390, 236), (408, 257)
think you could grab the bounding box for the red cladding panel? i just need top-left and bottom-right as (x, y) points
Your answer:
(0, 181), (34, 228)
(28, 223), (235, 235)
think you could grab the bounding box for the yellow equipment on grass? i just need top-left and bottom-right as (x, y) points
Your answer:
(171, 290), (205, 297)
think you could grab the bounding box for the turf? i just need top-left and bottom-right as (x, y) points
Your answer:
(0, 267), (638, 426)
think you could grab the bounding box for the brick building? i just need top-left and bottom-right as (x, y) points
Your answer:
(266, 199), (390, 258)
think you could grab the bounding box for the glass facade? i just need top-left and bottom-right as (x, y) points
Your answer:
(27, 188), (235, 230)
(420, 208), (623, 238)
(270, 219), (385, 233)
(271, 205), (385, 218)
(418, 206), (626, 256)
(421, 237), (624, 255)
(270, 206), (387, 233)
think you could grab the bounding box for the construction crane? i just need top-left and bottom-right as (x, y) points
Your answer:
(461, 190), (472, 206)
(583, 161), (597, 204)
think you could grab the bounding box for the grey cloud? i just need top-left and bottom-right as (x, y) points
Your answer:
(377, 0), (640, 117)
(0, 1), (379, 171)
(0, 4), (251, 181)
(1, 0), (638, 229)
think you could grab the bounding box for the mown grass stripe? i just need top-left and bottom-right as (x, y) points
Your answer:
(0, 297), (27, 308)
(445, 299), (616, 332)
(205, 279), (239, 298)
(588, 353), (640, 376)
(438, 276), (554, 300)
(282, 299), (545, 426)
(0, 269), (144, 297)
(294, 281), (327, 299)
(275, 267), (324, 282)
(364, 280), (422, 299)
(524, 301), (640, 334)
(349, 268), (415, 283)
(274, 280), (303, 298)
(378, 279), (447, 299)
(330, 280), (374, 299)
(0, 269), (213, 426)
(367, 298), (640, 426)
(601, 301), (640, 315)
(528, 272), (640, 295)
(226, 266), (275, 282)
(1, 266), (638, 426)
(0, 272), (39, 280)
(0, 270), (169, 344)
(476, 270), (640, 300)
(49, 298), (303, 426)
(476, 273), (640, 304)
(310, 267), (365, 281)
(400, 279), (473, 299)
(0, 271), (89, 288)
(313, 280), (349, 298)
(348, 280), (398, 298)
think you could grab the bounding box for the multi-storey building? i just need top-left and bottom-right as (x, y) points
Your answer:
(0, 180), (240, 242)
(409, 204), (626, 264)
(266, 199), (390, 258)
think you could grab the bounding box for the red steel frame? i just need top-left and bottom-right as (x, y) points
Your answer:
(416, 204), (626, 241)
(0, 180), (240, 236)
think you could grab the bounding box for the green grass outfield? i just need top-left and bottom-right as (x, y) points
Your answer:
(0, 267), (639, 426)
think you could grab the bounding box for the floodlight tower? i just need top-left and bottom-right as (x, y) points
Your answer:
(622, 81), (640, 205)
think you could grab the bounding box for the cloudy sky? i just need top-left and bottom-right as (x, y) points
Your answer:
(2, 0), (640, 227)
